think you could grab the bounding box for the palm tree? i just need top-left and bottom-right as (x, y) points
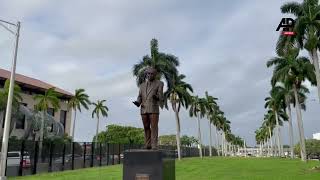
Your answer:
(267, 47), (316, 161)
(255, 125), (271, 157)
(267, 108), (288, 156)
(203, 91), (218, 157)
(91, 100), (109, 144)
(272, 83), (308, 158)
(225, 132), (236, 156)
(211, 109), (224, 156)
(34, 87), (60, 161)
(233, 136), (244, 155)
(274, 83), (295, 158)
(164, 74), (193, 160)
(0, 80), (22, 111)
(280, 0), (320, 101)
(263, 113), (276, 156)
(133, 39), (179, 88)
(220, 117), (231, 156)
(255, 128), (264, 156)
(189, 95), (206, 158)
(68, 89), (91, 141)
(0, 80), (23, 136)
(264, 87), (288, 157)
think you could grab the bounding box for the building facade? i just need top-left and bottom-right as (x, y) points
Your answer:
(0, 68), (73, 139)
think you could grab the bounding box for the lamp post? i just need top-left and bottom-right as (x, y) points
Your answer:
(0, 19), (21, 180)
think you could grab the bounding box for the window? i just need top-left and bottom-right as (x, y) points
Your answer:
(47, 108), (54, 117)
(60, 110), (67, 131)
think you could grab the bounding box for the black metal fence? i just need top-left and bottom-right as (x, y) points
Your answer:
(3, 140), (213, 177)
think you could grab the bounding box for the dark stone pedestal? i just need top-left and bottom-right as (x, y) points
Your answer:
(123, 149), (175, 180)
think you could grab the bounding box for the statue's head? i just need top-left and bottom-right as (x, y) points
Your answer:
(145, 67), (157, 81)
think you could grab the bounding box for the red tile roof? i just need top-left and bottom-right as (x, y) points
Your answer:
(0, 68), (73, 98)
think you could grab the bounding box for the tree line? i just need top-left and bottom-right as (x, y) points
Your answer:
(133, 39), (244, 160)
(93, 124), (200, 148)
(1, 38), (245, 161)
(255, 0), (320, 162)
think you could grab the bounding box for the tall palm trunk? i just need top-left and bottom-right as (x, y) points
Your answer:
(293, 84), (307, 162)
(224, 133), (227, 156)
(266, 139), (268, 156)
(38, 111), (45, 162)
(264, 140), (266, 156)
(269, 127), (273, 156)
(267, 139), (270, 157)
(71, 110), (77, 141)
(244, 140), (247, 157)
(171, 95), (182, 160)
(266, 138), (270, 157)
(174, 108), (181, 160)
(95, 116), (100, 143)
(222, 132), (225, 156)
(237, 145), (239, 155)
(209, 121), (212, 157)
(274, 111), (281, 157)
(286, 100), (294, 159)
(220, 132), (224, 156)
(310, 49), (320, 102)
(197, 115), (203, 158)
(225, 141), (228, 156)
(274, 131), (278, 156)
(231, 145), (233, 156)
(215, 127), (220, 156)
(279, 129), (284, 156)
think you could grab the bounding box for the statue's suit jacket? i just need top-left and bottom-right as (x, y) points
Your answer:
(136, 80), (164, 114)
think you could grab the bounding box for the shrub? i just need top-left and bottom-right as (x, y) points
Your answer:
(294, 139), (320, 159)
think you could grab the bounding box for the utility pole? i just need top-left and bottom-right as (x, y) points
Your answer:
(0, 19), (21, 180)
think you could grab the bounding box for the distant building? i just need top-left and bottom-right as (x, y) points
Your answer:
(0, 68), (73, 139)
(237, 147), (291, 157)
(313, 133), (320, 140)
(238, 147), (260, 157)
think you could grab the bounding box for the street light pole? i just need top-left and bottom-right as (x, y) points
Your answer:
(0, 20), (20, 180)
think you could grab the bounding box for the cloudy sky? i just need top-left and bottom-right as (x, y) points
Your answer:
(1, 0), (319, 146)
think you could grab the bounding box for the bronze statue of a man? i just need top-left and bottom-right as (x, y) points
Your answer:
(133, 67), (164, 150)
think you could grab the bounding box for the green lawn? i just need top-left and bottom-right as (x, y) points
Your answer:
(9, 157), (320, 180)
